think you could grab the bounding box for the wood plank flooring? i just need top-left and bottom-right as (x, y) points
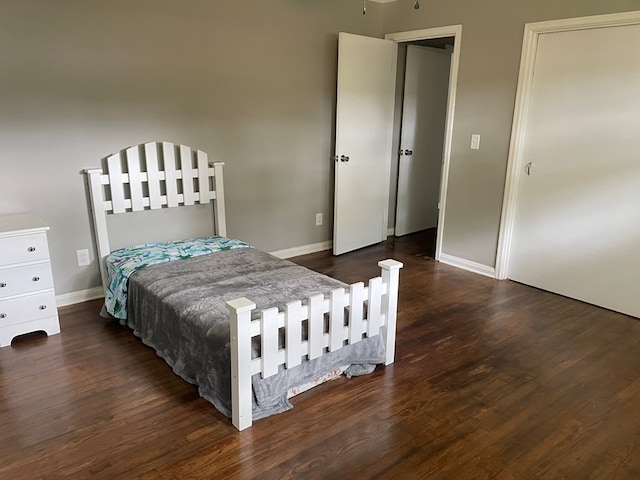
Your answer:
(1, 231), (640, 479)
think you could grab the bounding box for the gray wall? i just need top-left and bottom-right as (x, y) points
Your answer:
(5, 0), (637, 297)
(0, 0), (383, 295)
(383, 0), (639, 267)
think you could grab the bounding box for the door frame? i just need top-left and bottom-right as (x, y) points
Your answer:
(385, 25), (462, 261)
(495, 10), (640, 280)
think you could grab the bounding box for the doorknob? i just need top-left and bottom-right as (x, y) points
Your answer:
(404, 149), (413, 156)
(340, 155), (350, 162)
(525, 162), (533, 176)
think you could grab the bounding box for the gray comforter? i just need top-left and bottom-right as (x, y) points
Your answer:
(125, 248), (385, 420)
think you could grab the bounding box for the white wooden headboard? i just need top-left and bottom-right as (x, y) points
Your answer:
(84, 141), (226, 291)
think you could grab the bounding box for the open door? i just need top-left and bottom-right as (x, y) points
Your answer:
(333, 33), (397, 255)
(395, 45), (451, 237)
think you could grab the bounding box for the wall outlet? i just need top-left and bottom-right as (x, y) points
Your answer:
(315, 213), (323, 226)
(77, 249), (90, 267)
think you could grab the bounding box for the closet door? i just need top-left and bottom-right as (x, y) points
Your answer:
(508, 24), (640, 317)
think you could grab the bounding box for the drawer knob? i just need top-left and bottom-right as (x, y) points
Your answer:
(0, 282), (6, 288)
(0, 313), (6, 319)
(39, 305), (47, 310)
(32, 276), (40, 282)
(28, 246), (36, 253)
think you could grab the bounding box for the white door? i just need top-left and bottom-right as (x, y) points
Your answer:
(333, 33), (397, 255)
(508, 24), (640, 317)
(395, 45), (451, 237)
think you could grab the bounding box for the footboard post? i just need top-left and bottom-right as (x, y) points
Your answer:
(226, 297), (256, 431)
(378, 259), (403, 365)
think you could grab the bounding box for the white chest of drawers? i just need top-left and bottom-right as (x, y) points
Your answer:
(0, 213), (60, 347)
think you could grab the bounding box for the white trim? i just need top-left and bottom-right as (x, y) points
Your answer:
(56, 286), (104, 307)
(439, 253), (496, 279)
(269, 241), (332, 259)
(495, 10), (640, 280)
(386, 26), (461, 43)
(385, 25), (462, 263)
(387, 227), (395, 237)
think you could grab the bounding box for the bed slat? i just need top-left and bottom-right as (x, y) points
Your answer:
(261, 308), (279, 378)
(348, 282), (364, 344)
(308, 294), (324, 360)
(126, 146), (145, 212)
(107, 153), (127, 214)
(285, 301), (303, 369)
(213, 163), (227, 237)
(163, 142), (180, 208)
(197, 150), (210, 203)
(329, 288), (345, 352)
(180, 145), (196, 206)
(367, 277), (382, 337)
(145, 143), (163, 210)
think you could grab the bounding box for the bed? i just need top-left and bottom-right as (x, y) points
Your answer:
(84, 141), (402, 430)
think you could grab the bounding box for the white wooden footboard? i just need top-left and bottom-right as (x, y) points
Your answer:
(226, 259), (403, 431)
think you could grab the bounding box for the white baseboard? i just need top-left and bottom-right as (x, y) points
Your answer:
(387, 227), (395, 237)
(269, 240), (333, 259)
(56, 286), (104, 307)
(438, 253), (496, 278)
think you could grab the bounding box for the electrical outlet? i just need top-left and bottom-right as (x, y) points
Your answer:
(77, 249), (90, 267)
(315, 213), (323, 226)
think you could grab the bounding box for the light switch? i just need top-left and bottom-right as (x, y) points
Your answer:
(471, 134), (481, 150)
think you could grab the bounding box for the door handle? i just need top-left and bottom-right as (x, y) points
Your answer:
(525, 162), (533, 176)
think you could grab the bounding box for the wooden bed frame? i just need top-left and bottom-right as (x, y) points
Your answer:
(85, 141), (402, 430)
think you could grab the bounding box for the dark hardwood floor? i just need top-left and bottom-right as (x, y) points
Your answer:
(2, 231), (640, 479)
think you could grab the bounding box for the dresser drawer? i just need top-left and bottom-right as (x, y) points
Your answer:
(0, 262), (54, 299)
(0, 291), (57, 326)
(0, 233), (50, 265)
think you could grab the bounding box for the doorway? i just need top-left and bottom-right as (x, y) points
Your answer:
(385, 26), (462, 262)
(393, 37), (454, 258)
(332, 27), (462, 259)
